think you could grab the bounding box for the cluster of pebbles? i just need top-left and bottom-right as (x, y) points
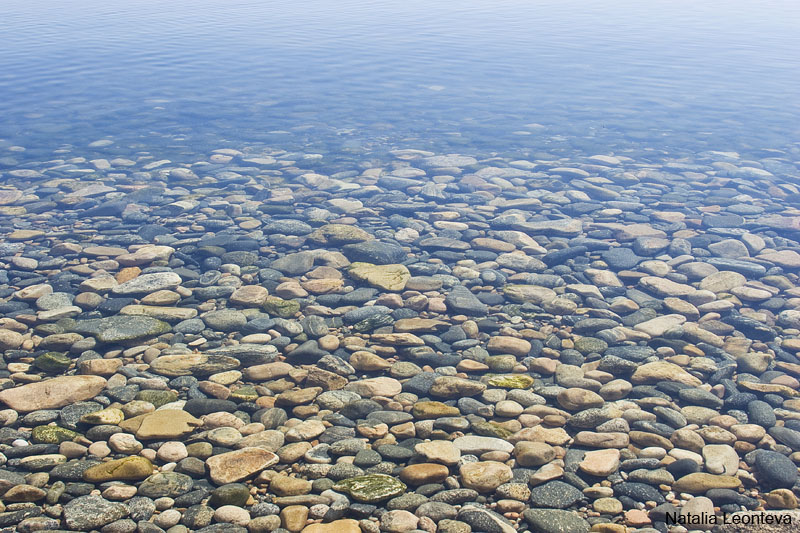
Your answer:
(1, 143), (800, 533)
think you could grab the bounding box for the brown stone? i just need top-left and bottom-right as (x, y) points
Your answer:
(399, 463), (449, 485)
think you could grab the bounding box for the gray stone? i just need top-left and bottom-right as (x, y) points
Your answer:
(63, 495), (129, 530)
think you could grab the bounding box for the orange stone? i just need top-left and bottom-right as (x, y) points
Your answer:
(116, 267), (141, 284)
(625, 509), (651, 527)
(399, 463), (450, 485)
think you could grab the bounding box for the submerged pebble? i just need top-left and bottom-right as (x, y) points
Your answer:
(0, 145), (800, 533)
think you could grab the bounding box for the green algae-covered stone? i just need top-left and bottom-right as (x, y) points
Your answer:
(83, 456), (153, 482)
(33, 352), (72, 373)
(353, 314), (394, 333)
(472, 421), (514, 439)
(487, 374), (535, 389)
(412, 401), (460, 420)
(136, 390), (178, 408)
(209, 483), (251, 507)
(71, 316), (171, 344)
(80, 407), (125, 425)
(230, 386), (258, 402)
(333, 474), (407, 503)
(148, 354), (240, 378)
(263, 296), (300, 318)
(32, 425), (79, 444)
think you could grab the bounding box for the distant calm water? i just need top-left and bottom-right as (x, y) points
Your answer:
(1, 0), (799, 162)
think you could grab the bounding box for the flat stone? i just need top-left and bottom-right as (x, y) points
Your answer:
(149, 354), (240, 377)
(673, 473), (742, 493)
(400, 463), (450, 485)
(460, 461), (512, 492)
(631, 361), (702, 387)
(0, 376), (107, 413)
(523, 509), (590, 533)
(415, 440), (461, 465)
(206, 448), (279, 484)
(487, 336), (531, 357)
(112, 272), (182, 294)
(446, 285), (489, 316)
(333, 474), (407, 503)
(349, 263), (411, 291)
(83, 456), (154, 482)
(454, 436), (514, 455)
(699, 271), (747, 293)
(530, 480), (583, 509)
(579, 449), (620, 477)
(302, 519), (361, 533)
(63, 495), (128, 530)
(430, 376), (486, 398)
(119, 410), (202, 440)
(72, 316), (171, 344)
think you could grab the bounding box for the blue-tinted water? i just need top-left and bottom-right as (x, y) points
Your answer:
(1, 0), (799, 162)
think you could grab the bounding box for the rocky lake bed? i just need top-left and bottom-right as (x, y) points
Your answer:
(1, 143), (800, 533)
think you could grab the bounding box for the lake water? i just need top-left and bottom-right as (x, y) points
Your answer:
(5, 1), (800, 528)
(2, 0), (799, 162)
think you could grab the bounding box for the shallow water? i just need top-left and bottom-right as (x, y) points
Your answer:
(1, 0), (799, 161)
(4, 2), (800, 530)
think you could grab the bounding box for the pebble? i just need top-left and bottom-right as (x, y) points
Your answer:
(0, 145), (799, 532)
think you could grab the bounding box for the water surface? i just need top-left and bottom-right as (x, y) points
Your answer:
(1, 0), (799, 161)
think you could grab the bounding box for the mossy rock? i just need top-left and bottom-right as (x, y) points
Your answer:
(71, 316), (171, 344)
(472, 421), (514, 439)
(136, 390), (178, 408)
(80, 407), (125, 425)
(412, 401), (460, 419)
(83, 456), (153, 482)
(209, 483), (250, 507)
(230, 386), (258, 403)
(263, 296), (300, 318)
(500, 304), (539, 320)
(32, 425), (79, 444)
(352, 314), (394, 333)
(33, 352), (72, 373)
(186, 442), (214, 459)
(333, 474), (407, 503)
(487, 374), (535, 389)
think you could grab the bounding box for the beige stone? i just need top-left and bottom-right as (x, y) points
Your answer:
(460, 461), (512, 492)
(206, 447), (279, 484)
(0, 376), (107, 413)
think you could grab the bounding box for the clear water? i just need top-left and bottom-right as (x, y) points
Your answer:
(1, 0), (799, 163)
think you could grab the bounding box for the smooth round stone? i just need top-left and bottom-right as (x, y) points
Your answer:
(753, 450), (799, 490)
(514, 442), (555, 467)
(214, 505), (251, 525)
(333, 474), (407, 503)
(270, 475), (313, 497)
(495, 400), (523, 417)
(380, 510), (419, 533)
(209, 484), (251, 507)
(415, 441), (461, 466)
(529, 481), (583, 509)
(579, 449), (620, 477)
(399, 463), (449, 485)
(459, 461), (513, 492)
(702, 445), (739, 475)
(556, 388), (604, 410)
(593, 497), (623, 514)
